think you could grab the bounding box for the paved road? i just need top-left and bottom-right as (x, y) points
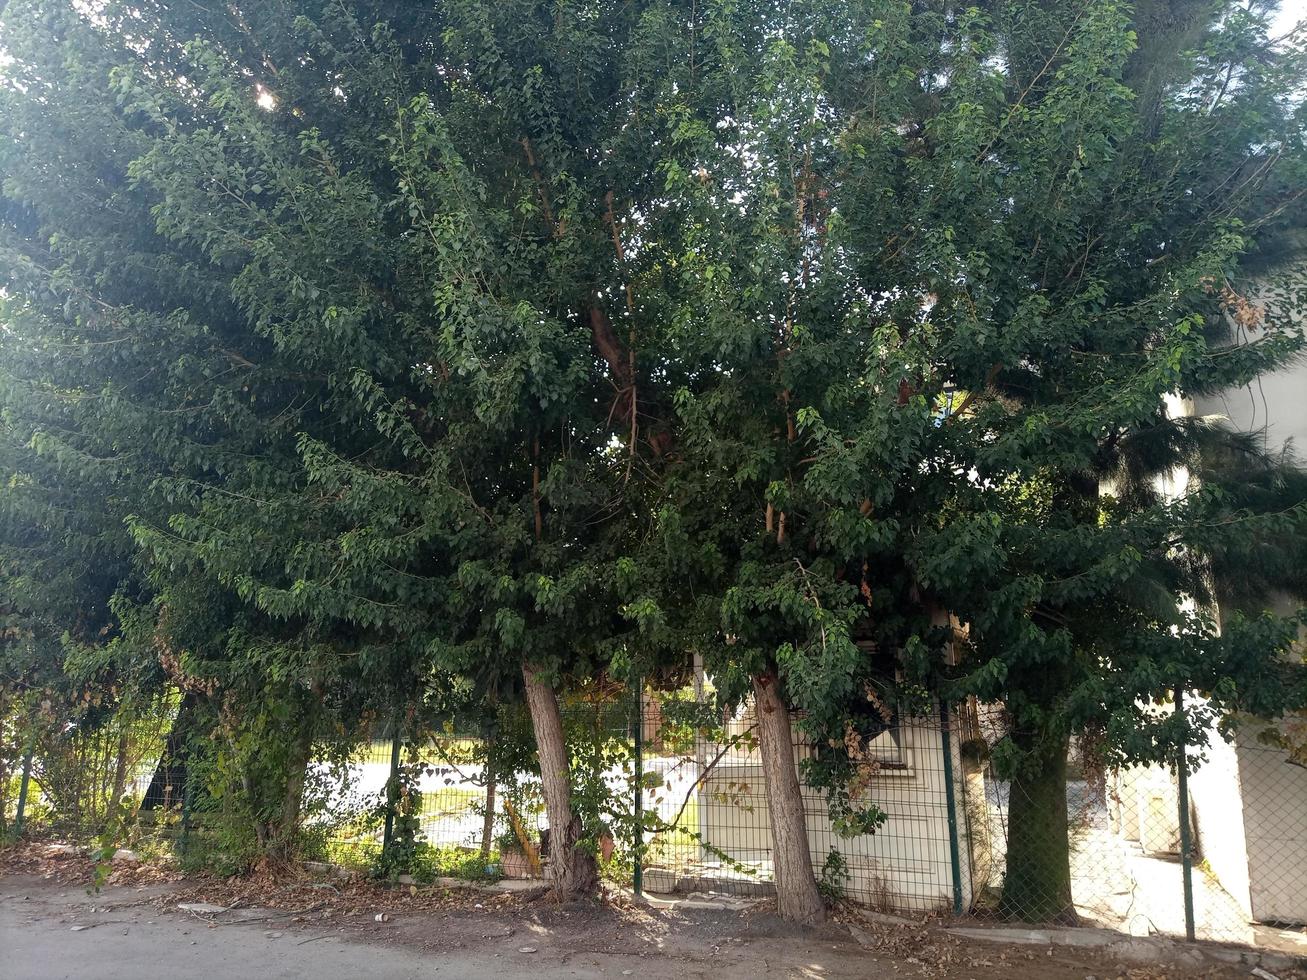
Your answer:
(2, 872), (1250, 980)
(3, 891), (501, 980)
(0, 875), (851, 980)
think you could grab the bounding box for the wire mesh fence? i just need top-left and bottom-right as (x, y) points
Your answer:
(1, 698), (178, 841)
(961, 699), (1307, 950)
(5, 683), (1305, 954)
(315, 691), (637, 883)
(632, 688), (968, 910)
(312, 736), (496, 871)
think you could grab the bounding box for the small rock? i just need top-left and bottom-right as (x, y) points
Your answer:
(178, 903), (227, 915)
(112, 848), (141, 863)
(518, 947), (537, 954)
(69, 926), (88, 932)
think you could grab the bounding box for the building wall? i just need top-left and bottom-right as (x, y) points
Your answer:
(1191, 296), (1307, 926)
(1186, 733), (1253, 920)
(1192, 366), (1307, 459)
(1235, 732), (1307, 924)
(697, 704), (973, 914)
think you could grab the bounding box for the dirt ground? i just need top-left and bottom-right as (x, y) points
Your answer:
(0, 844), (1295, 980)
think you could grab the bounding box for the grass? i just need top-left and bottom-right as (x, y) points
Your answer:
(420, 787), (482, 820)
(409, 843), (501, 883)
(357, 739), (485, 766)
(645, 797), (700, 869)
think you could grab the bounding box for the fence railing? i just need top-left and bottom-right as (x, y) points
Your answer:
(5, 687), (1305, 953)
(2, 701), (176, 842)
(961, 699), (1307, 950)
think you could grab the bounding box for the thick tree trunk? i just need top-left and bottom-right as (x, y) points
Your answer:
(142, 691), (201, 811)
(266, 721), (314, 864)
(522, 663), (598, 900)
(752, 671), (825, 924)
(999, 731), (1076, 924)
(247, 716), (314, 868)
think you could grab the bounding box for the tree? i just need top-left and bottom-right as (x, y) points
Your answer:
(1, 0), (656, 894)
(623, 0), (1307, 925)
(892, 1), (1307, 921)
(0, 268), (168, 837)
(3, 0), (1304, 924)
(0, 0), (406, 864)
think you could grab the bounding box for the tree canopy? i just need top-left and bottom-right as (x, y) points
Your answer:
(1, 0), (1305, 920)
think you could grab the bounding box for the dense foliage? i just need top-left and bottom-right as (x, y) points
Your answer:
(1, 0), (1304, 921)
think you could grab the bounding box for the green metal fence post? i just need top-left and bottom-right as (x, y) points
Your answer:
(939, 700), (965, 916)
(13, 735), (35, 838)
(178, 771), (194, 859)
(632, 679), (643, 897)
(382, 713), (402, 860)
(1175, 684), (1196, 942)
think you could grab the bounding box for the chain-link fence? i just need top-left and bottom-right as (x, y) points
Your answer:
(628, 687), (1306, 956)
(961, 699), (1307, 953)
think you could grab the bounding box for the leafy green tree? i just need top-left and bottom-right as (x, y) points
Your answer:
(888, 1), (1307, 921)
(0, 0), (654, 892)
(619, 0), (1307, 924)
(0, 0), (406, 863)
(3, 0), (1305, 924)
(0, 285), (167, 837)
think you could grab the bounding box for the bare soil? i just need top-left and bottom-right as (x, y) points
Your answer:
(0, 842), (1294, 980)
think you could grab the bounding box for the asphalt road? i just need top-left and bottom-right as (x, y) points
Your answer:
(3, 899), (508, 979)
(0, 871), (1256, 980)
(0, 874), (836, 980)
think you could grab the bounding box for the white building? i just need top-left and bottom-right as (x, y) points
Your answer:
(1184, 303), (1307, 926)
(639, 695), (981, 914)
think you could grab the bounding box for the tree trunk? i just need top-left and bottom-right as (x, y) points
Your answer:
(752, 671), (825, 924)
(999, 731), (1076, 924)
(266, 721), (314, 865)
(142, 691), (201, 811)
(0, 743), (8, 837)
(522, 663), (598, 900)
